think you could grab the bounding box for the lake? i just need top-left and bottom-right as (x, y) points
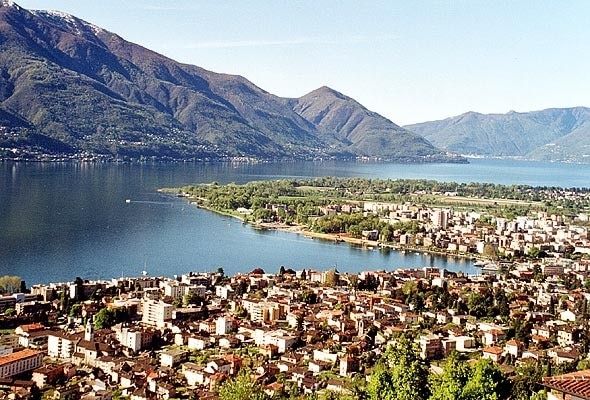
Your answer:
(2, 158), (590, 285)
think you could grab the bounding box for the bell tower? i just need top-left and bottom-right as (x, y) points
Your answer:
(85, 318), (94, 341)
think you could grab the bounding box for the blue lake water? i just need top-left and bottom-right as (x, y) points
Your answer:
(1, 158), (589, 285)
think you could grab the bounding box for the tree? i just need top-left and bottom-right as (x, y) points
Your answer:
(462, 358), (510, 400)
(324, 269), (339, 287)
(218, 369), (266, 400)
(60, 288), (69, 312)
(69, 303), (82, 318)
(301, 290), (317, 305)
(366, 363), (396, 400)
(482, 244), (499, 260)
(512, 360), (546, 400)
(4, 308), (15, 316)
(0, 275), (21, 294)
(93, 307), (127, 330)
(528, 247), (541, 259)
(367, 337), (430, 400)
(184, 291), (205, 307)
(430, 352), (471, 400)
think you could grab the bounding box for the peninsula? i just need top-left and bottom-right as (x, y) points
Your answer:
(164, 177), (590, 264)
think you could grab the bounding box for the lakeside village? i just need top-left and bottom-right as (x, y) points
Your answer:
(4, 193), (590, 399)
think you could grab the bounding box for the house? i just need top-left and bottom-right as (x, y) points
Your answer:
(254, 329), (297, 354)
(204, 358), (232, 375)
(326, 378), (351, 394)
(559, 310), (577, 322)
(483, 329), (506, 346)
(419, 334), (442, 360)
(451, 335), (475, 352)
(548, 347), (580, 365)
(543, 369), (590, 400)
(15, 323), (49, 349)
(504, 340), (525, 358)
(339, 356), (359, 377)
(264, 382), (284, 398)
(482, 346), (504, 363)
(160, 349), (188, 368)
(308, 359), (331, 373)
(31, 364), (72, 389)
(182, 362), (208, 386)
(557, 326), (579, 347)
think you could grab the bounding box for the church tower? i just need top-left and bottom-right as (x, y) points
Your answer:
(85, 318), (94, 341)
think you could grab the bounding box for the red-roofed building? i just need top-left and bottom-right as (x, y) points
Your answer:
(0, 349), (44, 378)
(543, 369), (590, 400)
(482, 346), (504, 363)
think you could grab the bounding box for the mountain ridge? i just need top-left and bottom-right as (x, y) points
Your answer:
(405, 107), (590, 162)
(0, 2), (461, 163)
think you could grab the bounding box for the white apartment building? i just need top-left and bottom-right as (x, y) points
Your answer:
(142, 300), (173, 327)
(113, 325), (143, 353)
(47, 331), (82, 359)
(215, 316), (233, 336)
(254, 329), (297, 354)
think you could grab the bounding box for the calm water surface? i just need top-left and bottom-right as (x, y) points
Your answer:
(1, 158), (589, 285)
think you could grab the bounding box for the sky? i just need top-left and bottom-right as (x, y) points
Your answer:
(14, 0), (590, 125)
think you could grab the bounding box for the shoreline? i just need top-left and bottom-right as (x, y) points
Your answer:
(188, 199), (481, 264)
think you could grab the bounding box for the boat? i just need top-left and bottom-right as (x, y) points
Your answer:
(125, 199), (131, 203)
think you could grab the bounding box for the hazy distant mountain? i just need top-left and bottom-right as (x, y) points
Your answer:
(0, 2), (460, 162)
(405, 108), (590, 162)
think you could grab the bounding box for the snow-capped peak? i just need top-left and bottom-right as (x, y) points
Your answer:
(1, 0), (22, 9)
(32, 9), (105, 36)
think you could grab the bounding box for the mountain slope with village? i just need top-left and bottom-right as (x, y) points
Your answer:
(0, 2), (460, 162)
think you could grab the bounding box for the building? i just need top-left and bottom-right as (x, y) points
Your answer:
(0, 349), (44, 378)
(113, 324), (144, 353)
(161, 281), (188, 299)
(419, 334), (443, 360)
(160, 349), (188, 368)
(47, 331), (82, 359)
(142, 300), (173, 327)
(15, 323), (49, 349)
(242, 299), (283, 323)
(543, 369), (590, 400)
(254, 329), (297, 354)
(339, 356), (359, 377)
(215, 316), (233, 336)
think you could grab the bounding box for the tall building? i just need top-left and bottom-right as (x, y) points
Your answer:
(431, 209), (449, 229)
(142, 300), (173, 327)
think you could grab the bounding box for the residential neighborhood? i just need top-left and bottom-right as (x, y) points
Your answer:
(1, 253), (590, 400)
(2, 184), (590, 399)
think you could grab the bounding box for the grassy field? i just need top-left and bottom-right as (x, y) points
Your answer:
(434, 195), (542, 207)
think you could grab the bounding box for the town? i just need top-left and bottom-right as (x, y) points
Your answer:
(2, 178), (590, 399)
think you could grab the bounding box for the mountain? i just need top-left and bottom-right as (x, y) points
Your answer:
(0, 2), (460, 162)
(405, 108), (590, 162)
(290, 86), (442, 159)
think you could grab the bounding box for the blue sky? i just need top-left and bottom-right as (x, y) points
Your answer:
(15, 0), (590, 125)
